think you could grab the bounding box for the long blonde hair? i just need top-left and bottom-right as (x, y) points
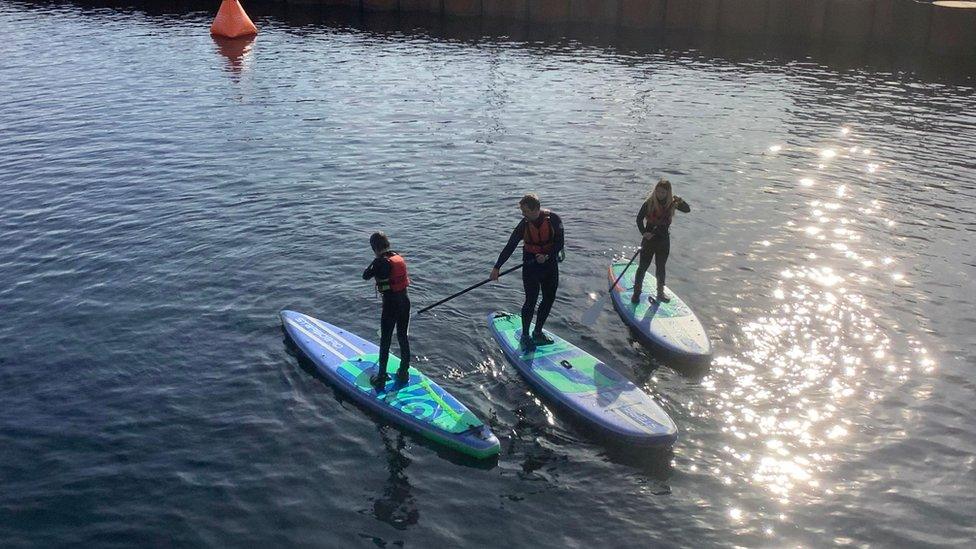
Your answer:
(647, 178), (676, 219)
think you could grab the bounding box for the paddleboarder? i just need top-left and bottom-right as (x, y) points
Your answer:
(490, 193), (564, 349)
(362, 232), (411, 389)
(633, 178), (690, 303)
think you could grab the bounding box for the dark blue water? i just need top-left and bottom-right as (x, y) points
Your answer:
(2, 1), (975, 546)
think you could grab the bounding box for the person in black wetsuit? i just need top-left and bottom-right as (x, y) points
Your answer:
(633, 178), (691, 303)
(490, 193), (565, 350)
(362, 232), (411, 390)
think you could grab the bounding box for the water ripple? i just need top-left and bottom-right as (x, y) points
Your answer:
(1, 1), (974, 547)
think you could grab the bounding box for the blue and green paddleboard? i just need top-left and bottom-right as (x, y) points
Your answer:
(488, 312), (677, 446)
(608, 261), (712, 361)
(281, 310), (500, 459)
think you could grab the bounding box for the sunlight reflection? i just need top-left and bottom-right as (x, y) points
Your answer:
(700, 134), (916, 528)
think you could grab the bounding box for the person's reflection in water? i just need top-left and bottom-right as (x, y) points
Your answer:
(212, 35), (255, 78)
(372, 426), (419, 530)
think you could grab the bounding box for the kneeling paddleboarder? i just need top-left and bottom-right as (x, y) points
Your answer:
(490, 193), (565, 350)
(633, 178), (690, 303)
(362, 232), (411, 390)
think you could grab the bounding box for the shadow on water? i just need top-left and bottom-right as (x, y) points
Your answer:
(579, 419), (674, 486)
(624, 330), (713, 382)
(505, 382), (676, 481)
(370, 426), (419, 531)
(602, 445), (674, 492)
(281, 333), (498, 470)
(13, 0), (976, 85)
(628, 343), (712, 384)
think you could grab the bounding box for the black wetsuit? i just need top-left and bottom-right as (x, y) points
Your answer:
(494, 213), (565, 339)
(362, 252), (410, 379)
(634, 198), (690, 292)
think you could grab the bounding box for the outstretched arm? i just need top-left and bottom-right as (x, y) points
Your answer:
(494, 220), (525, 270)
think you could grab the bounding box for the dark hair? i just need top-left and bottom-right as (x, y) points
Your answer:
(369, 232), (391, 252)
(519, 193), (541, 211)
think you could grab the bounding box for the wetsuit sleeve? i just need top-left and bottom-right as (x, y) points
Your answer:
(362, 258), (377, 280)
(374, 257), (391, 282)
(636, 201), (649, 234)
(362, 257), (391, 280)
(549, 213), (565, 261)
(675, 197), (691, 213)
(494, 220), (526, 270)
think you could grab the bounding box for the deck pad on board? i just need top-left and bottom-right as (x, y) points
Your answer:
(281, 310), (499, 458)
(488, 312), (676, 445)
(609, 261), (711, 358)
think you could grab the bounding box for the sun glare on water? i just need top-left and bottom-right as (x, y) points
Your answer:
(696, 131), (935, 530)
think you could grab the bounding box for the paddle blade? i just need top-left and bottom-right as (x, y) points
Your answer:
(581, 292), (610, 326)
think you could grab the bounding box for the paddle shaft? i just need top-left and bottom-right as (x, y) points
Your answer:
(608, 248), (641, 292)
(416, 262), (525, 315)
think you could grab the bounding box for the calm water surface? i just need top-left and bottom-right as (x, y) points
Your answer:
(2, 2), (975, 546)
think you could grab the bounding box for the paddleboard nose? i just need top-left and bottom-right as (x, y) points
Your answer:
(279, 310), (299, 324)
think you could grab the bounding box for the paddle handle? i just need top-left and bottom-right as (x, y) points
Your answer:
(608, 249), (641, 292)
(415, 262), (525, 316)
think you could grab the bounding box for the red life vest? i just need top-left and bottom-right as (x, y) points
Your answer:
(523, 211), (554, 254)
(645, 200), (674, 228)
(377, 253), (410, 292)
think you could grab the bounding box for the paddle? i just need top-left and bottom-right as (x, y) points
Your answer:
(580, 248), (641, 326)
(414, 262), (526, 317)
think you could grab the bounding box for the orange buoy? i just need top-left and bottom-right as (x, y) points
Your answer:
(210, 0), (257, 39)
